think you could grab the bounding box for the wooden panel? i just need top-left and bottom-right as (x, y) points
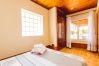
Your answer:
(71, 43), (87, 49)
(31, 0), (98, 14)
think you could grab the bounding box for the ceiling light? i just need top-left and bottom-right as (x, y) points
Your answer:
(71, 7), (74, 10)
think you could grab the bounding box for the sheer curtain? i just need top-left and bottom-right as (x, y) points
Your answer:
(66, 17), (71, 48)
(96, 0), (99, 52)
(87, 11), (97, 51)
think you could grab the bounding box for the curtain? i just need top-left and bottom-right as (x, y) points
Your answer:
(87, 11), (98, 51)
(66, 17), (71, 48)
(96, 0), (99, 52)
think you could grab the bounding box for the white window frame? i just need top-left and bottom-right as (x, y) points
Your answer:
(21, 9), (43, 36)
(70, 23), (88, 40)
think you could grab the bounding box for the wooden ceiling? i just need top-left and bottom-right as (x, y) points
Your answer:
(31, 0), (98, 14)
(73, 19), (88, 26)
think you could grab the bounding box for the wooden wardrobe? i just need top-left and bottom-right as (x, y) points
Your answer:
(57, 8), (66, 49)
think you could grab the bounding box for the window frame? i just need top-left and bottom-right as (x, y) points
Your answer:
(70, 23), (88, 40)
(21, 9), (43, 36)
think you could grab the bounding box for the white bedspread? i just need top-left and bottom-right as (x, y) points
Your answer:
(17, 48), (87, 66)
(39, 49), (87, 66)
(0, 48), (87, 66)
(16, 53), (58, 66)
(0, 57), (21, 66)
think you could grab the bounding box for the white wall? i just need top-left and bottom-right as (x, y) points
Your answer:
(49, 7), (57, 47)
(0, 0), (50, 60)
(71, 13), (89, 22)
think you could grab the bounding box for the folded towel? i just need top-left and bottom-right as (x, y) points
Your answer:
(31, 44), (47, 55)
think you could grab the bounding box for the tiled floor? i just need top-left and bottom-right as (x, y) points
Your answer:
(60, 48), (99, 66)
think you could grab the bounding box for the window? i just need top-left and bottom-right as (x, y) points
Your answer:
(70, 23), (78, 39)
(21, 9), (43, 36)
(70, 23), (88, 40)
(79, 26), (88, 40)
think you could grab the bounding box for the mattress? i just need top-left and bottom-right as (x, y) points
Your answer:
(0, 48), (87, 66)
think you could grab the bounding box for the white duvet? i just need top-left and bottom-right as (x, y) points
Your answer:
(0, 48), (87, 66)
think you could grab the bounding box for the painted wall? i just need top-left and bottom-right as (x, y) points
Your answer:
(49, 7), (57, 47)
(0, 0), (50, 60)
(71, 13), (89, 22)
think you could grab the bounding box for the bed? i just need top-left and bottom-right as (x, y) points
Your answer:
(0, 48), (87, 66)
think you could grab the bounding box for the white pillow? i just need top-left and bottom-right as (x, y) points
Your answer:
(31, 44), (47, 55)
